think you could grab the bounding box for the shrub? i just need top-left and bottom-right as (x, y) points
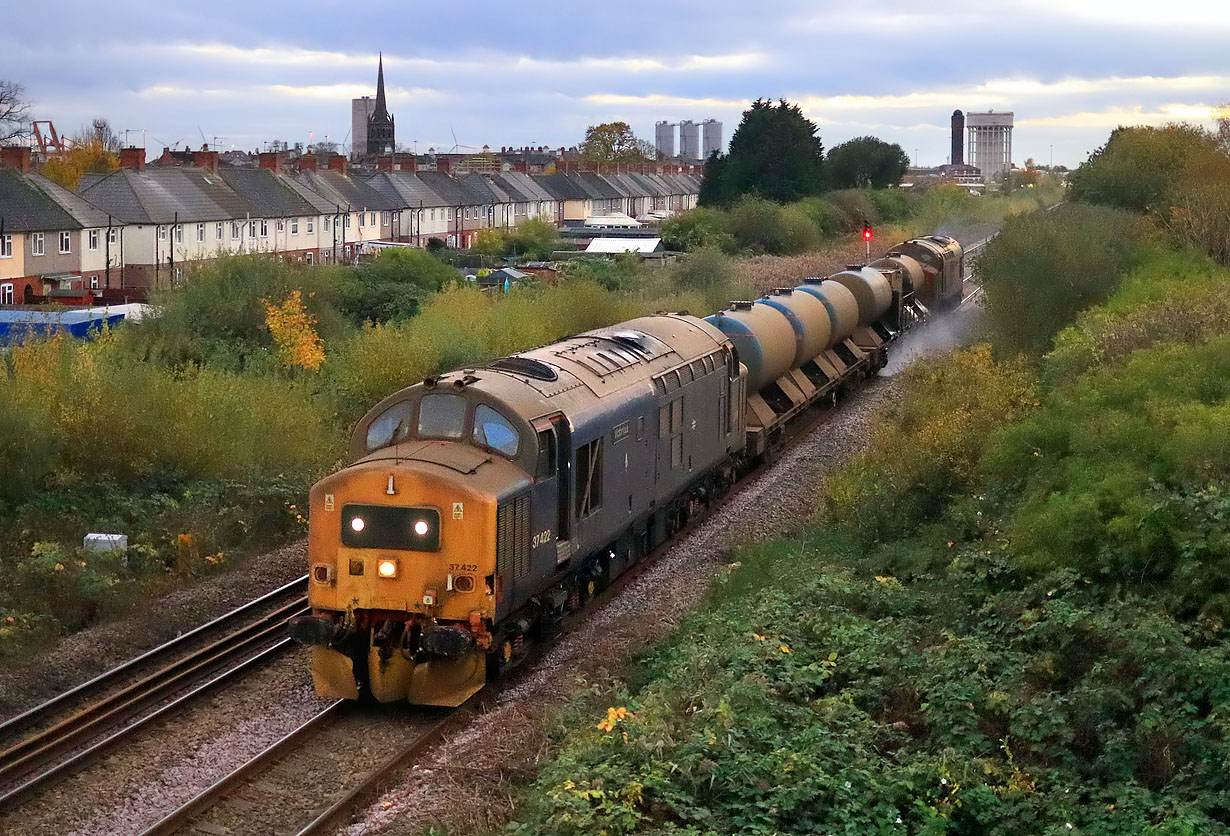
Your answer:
(659, 207), (737, 253)
(671, 246), (733, 293)
(821, 344), (1036, 542)
(727, 196), (821, 255)
(976, 203), (1141, 356)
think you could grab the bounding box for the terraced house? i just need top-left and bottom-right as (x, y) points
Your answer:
(0, 147), (123, 303)
(0, 143), (703, 301)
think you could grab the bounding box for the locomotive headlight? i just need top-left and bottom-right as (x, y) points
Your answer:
(350, 516), (366, 533)
(414, 520), (430, 537)
(377, 558), (398, 578)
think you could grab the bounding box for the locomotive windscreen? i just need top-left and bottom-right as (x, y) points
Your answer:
(341, 504), (441, 551)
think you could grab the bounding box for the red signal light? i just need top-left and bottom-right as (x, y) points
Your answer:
(862, 224), (873, 241)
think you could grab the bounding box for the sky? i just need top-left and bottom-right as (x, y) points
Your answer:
(0, 0), (1224, 169)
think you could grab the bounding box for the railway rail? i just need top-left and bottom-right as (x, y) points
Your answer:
(0, 575), (310, 811)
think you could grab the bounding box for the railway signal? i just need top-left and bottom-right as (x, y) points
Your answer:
(863, 221), (873, 257)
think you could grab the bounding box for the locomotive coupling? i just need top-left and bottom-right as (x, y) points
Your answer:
(288, 614), (342, 647)
(420, 624), (474, 658)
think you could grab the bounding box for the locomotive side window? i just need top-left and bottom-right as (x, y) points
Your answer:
(473, 404), (520, 457)
(418, 393), (466, 440)
(366, 400), (411, 450)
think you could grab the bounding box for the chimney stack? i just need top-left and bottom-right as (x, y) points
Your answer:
(193, 147), (219, 172)
(298, 153), (317, 172)
(377, 155), (393, 171)
(326, 154), (347, 175)
(119, 147), (146, 171)
(258, 152), (283, 173)
(0, 146), (32, 174)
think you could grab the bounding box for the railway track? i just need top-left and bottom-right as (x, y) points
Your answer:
(138, 700), (465, 836)
(0, 575), (310, 812)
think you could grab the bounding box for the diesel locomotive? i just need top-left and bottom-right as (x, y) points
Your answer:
(289, 235), (964, 706)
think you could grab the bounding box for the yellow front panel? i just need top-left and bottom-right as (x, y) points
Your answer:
(307, 461), (498, 622)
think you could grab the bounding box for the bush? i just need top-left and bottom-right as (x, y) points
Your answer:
(976, 203), (1141, 356)
(142, 255), (350, 371)
(671, 246), (733, 294)
(825, 188), (878, 232)
(659, 208), (737, 253)
(726, 196), (821, 255)
(822, 345), (1036, 543)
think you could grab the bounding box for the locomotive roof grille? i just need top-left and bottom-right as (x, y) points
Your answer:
(490, 356), (558, 381)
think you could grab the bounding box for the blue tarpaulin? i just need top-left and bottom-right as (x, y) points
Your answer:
(0, 308), (132, 343)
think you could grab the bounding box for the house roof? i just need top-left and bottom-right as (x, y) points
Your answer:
(286, 170), (399, 212)
(78, 168), (244, 224)
(216, 168), (321, 219)
(535, 172), (589, 201)
(585, 237), (663, 254)
(26, 174), (113, 228)
(499, 172), (556, 203)
(364, 171), (452, 209)
(414, 170), (483, 206)
(0, 169), (86, 232)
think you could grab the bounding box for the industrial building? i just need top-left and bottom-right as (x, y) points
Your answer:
(966, 111), (1013, 180)
(701, 119), (723, 160)
(678, 120), (699, 161)
(655, 121), (675, 158)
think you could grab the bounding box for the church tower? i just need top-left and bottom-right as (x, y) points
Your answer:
(366, 53), (395, 156)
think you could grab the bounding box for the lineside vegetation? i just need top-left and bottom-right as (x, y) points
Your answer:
(504, 126), (1230, 835)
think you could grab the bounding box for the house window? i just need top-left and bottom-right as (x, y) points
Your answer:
(158, 226), (167, 241)
(216, 222), (224, 239)
(291, 219), (299, 235)
(306, 219), (313, 233)
(276, 219), (285, 233)
(59, 231), (71, 253)
(90, 275), (99, 289)
(108, 228), (118, 244)
(89, 229), (100, 250)
(0, 235), (11, 257)
(196, 223), (205, 242)
(323, 217), (330, 231)
(231, 222), (240, 240)
(249, 222), (257, 237)
(174, 225), (183, 244)
(430, 208), (436, 221)
(1, 283), (12, 304)
(32, 233), (44, 256)
(358, 213), (365, 228)
(305, 251), (314, 264)
(260, 220), (269, 237)
(344, 215), (350, 229)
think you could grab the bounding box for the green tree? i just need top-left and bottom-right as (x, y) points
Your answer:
(1068, 123), (1222, 214)
(579, 122), (653, 165)
(825, 136), (909, 189)
(699, 99), (825, 206)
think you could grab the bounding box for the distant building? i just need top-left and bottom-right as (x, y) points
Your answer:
(655, 121), (675, 158)
(678, 120), (700, 161)
(951, 110), (964, 166)
(351, 97), (375, 158)
(364, 54), (396, 156)
(967, 111), (1013, 180)
(701, 119), (723, 159)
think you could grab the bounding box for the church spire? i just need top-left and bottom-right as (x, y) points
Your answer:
(374, 52), (388, 115)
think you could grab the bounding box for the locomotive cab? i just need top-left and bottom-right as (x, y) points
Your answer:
(294, 382), (542, 707)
